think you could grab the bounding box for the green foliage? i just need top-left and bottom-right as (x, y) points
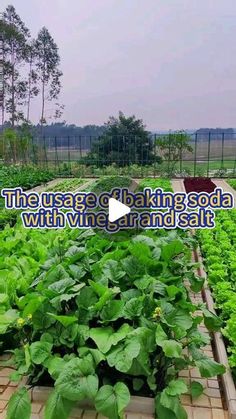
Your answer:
(155, 131), (193, 176)
(0, 164), (54, 190)
(91, 175), (132, 194)
(0, 223), (224, 418)
(95, 383), (130, 419)
(198, 209), (236, 371)
(45, 178), (84, 192)
(137, 178), (173, 192)
(228, 179), (236, 191)
(6, 387), (31, 419)
(0, 164), (54, 229)
(84, 112), (161, 167)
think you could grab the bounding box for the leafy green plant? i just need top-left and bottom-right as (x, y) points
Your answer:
(137, 178), (173, 192)
(0, 227), (224, 419)
(0, 165), (54, 190)
(0, 164), (55, 229)
(198, 209), (236, 372)
(228, 179), (236, 191)
(91, 176), (132, 194)
(45, 178), (84, 192)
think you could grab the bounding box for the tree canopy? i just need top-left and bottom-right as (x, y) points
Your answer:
(85, 112), (159, 167)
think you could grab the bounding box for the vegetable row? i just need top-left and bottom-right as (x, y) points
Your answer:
(198, 209), (236, 375)
(0, 176), (225, 419)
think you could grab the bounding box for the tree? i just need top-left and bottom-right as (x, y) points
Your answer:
(85, 112), (159, 167)
(35, 27), (62, 131)
(25, 39), (39, 122)
(2, 5), (30, 126)
(155, 130), (193, 175)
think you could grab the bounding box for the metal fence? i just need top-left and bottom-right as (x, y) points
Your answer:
(1, 131), (236, 178)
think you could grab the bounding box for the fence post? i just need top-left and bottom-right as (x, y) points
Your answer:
(43, 135), (48, 169)
(180, 132), (183, 175)
(67, 136), (71, 175)
(193, 132), (197, 177)
(55, 136), (59, 174)
(154, 134), (157, 178)
(168, 132), (171, 177)
(221, 132), (224, 170)
(207, 132), (211, 177)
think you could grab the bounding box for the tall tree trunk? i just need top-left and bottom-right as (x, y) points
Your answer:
(40, 59), (45, 137)
(11, 70), (15, 127)
(40, 79), (45, 137)
(26, 56), (32, 122)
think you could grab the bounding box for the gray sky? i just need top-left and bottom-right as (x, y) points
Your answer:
(2, 0), (236, 130)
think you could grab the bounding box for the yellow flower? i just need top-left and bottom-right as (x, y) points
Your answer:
(17, 318), (25, 327)
(152, 307), (162, 320)
(27, 314), (32, 320)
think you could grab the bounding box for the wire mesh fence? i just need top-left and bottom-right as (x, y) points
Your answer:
(1, 131), (236, 178)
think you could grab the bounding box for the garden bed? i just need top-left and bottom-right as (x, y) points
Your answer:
(193, 243), (236, 419)
(184, 178), (217, 193)
(0, 175), (229, 419)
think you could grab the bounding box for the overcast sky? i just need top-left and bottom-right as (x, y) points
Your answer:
(2, 0), (236, 130)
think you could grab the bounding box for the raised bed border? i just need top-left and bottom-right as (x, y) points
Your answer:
(194, 245), (236, 419)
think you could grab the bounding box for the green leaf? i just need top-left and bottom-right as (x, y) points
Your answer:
(132, 235), (156, 247)
(47, 357), (67, 380)
(166, 285), (183, 299)
(160, 391), (187, 419)
(190, 381), (204, 398)
(155, 324), (168, 345)
(100, 300), (124, 322)
(48, 313), (78, 327)
(196, 357), (226, 378)
(55, 357), (98, 401)
(188, 274), (204, 293)
(201, 306), (222, 332)
(79, 347), (105, 366)
(7, 387), (31, 419)
(107, 339), (141, 372)
(22, 296), (45, 318)
(161, 240), (185, 262)
(69, 264), (86, 280)
(89, 327), (113, 353)
(156, 392), (187, 419)
(90, 324), (131, 353)
(155, 395), (177, 419)
(129, 242), (152, 265)
(30, 341), (52, 365)
(165, 308), (193, 335)
(44, 389), (74, 419)
(123, 298), (143, 319)
(103, 260), (126, 283)
(45, 265), (69, 285)
(134, 275), (155, 291)
(122, 255), (143, 278)
(0, 309), (19, 333)
(95, 382), (130, 419)
(166, 380), (188, 396)
(48, 278), (75, 294)
(161, 340), (182, 358)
